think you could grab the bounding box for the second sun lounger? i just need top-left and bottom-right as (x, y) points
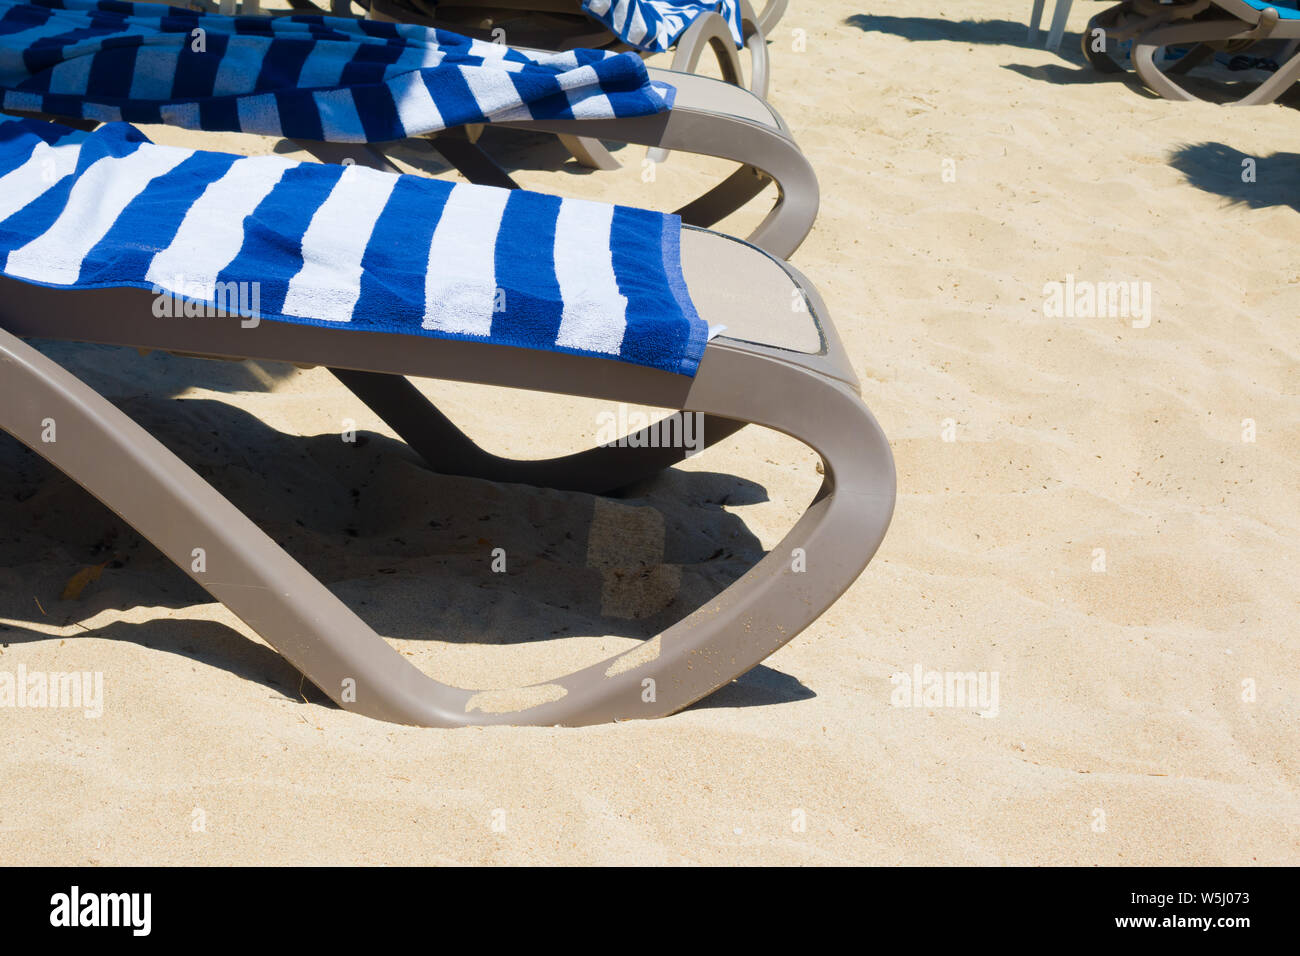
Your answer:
(0, 0), (818, 257)
(1084, 0), (1300, 104)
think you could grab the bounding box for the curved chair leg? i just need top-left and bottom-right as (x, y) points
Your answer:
(1233, 45), (1300, 104)
(507, 97), (819, 259)
(1029, 0), (1048, 44)
(1132, 38), (1201, 99)
(555, 133), (622, 171)
(1132, 15), (1287, 101)
(1167, 43), (1215, 74)
(649, 13), (745, 164)
(1046, 0), (1075, 53)
(0, 315), (893, 727)
(672, 164), (771, 230)
(329, 367), (747, 494)
(753, 0), (787, 36)
(738, 0), (771, 99)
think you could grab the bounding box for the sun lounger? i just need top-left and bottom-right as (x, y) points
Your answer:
(1084, 0), (1300, 104)
(0, 0), (817, 257)
(0, 114), (895, 726)
(1028, 0), (1075, 52)
(345, 0), (785, 98)
(361, 0), (781, 169)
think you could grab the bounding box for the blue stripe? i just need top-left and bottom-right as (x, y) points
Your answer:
(488, 189), (563, 349)
(214, 161), (343, 318)
(350, 174), (449, 332)
(254, 37), (313, 93)
(76, 148), (238, 284)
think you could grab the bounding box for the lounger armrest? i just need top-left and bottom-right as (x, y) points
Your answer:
(753, 0), (788, 35)
(497, 85), (818, 259)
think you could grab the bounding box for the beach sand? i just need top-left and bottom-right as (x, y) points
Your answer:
(1, 0), (1297, 865)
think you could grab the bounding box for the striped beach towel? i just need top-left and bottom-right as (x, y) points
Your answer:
(582, 0), (744, 53)
(0, 116), (708, 375)
(0, 0), (674, 141)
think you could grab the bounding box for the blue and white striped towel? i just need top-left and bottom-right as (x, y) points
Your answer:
(0, 117), (708, 375)
(0, 0), (674, 141)
(582, 0), (744, 53)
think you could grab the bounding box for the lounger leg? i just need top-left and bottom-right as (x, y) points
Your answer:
(754, 0), (787, 36)
(427, 129), (524, 189)
(1029, 0), (1047, 44)
(673, 165), (771, 230)
(1046, 0), (1074, 52)
(0, 328), (474, 726)
(1232, 47), (1300, 104)
(738, 0), (771, 99)
(1081, 4), (1139, 73)
(1132, 40), (1200, 99)
(328, 368), (746, 494)
(1167, 43), (1215, 74)
(554, 134), (622, 172)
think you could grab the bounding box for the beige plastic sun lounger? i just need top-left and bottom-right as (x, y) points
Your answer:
(360, 0), (784, 170)
(0, 116), (894, 728)
(6, 1), (818, 259)
(1084, 0), (1300, 104)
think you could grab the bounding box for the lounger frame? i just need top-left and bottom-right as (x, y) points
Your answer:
(1084, 0), (1300, 103)
(0, 241), (894, 726)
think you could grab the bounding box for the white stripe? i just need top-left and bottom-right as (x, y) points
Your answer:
(2, 91), (44, 114)
(296, 42), (347, 89)
(0, 139), (78, 224)
(460, 64), (523, 119)
(391, 44), (446, 74)
(569, 92), (614, 120)
(553, 199), (626, 354)
(4, 145), (194, 286)
(212, 36), (272, 96)
(281, 168), (398, 323)
(146, 154), (296, 299)
(48, 52), (94, 97)
(312, 88), (364, 141)
(236, 93), (283, 138)
(389, 71), (443, 136)
(612, 0), (632, 35)
(626, 8), (650, 47)
(81, 102), (123, 123)
(128, 47), (181, 100)
(422, 185), (510, 336)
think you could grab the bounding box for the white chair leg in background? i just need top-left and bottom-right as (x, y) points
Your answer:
(1028, 0), (1047, 43)
(1045, 0), (1074, 52)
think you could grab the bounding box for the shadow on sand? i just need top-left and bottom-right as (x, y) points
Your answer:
(1167, 143), (1300, 213)
(1, 343), (816, 716)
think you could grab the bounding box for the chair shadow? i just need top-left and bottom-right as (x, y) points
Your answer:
(1167, 143), (1300, 213)
(843, 14), (1154, 91)
(1, 344), (816, 712)
(844, 14), (1037, 47)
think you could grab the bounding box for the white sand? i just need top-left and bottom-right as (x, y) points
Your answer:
(1, 0), (1297, 864)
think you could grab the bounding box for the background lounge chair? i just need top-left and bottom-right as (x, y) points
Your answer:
(0, 0), (818, 257)
(1084, 0), (1300, 104)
